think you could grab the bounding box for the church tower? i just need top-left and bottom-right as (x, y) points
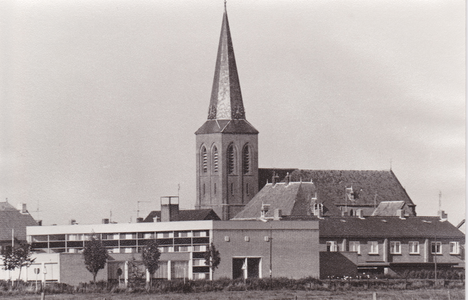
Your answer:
(195, 7), (259, 220)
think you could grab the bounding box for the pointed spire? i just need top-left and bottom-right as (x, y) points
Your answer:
(207, 8), (246, 120)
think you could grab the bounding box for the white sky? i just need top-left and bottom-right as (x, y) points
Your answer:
(0, 0), (465, 226)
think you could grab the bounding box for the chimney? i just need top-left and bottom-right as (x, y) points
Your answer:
(70, 219), (76, 225)
(102, 218), (109, 224)
(273, 208), (282, 220)
(438, 210), (447, 220)
(396, 209), (405, 219)
(356, 209), (365, 219)
(161, 196), (179, 222)
(153, 216), (159, 222)
(37, 220), (42, 226)
(136, 217), (143, 223)
(272, 173), (277, 186)
(17, 203), (27, 214)
(285, 172), (290, 185)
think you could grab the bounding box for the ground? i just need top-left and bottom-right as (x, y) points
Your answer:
(1, 289), (465, 300)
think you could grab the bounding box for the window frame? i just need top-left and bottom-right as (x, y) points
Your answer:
(349, 241), (361, 254)
(390, 241), (401, 254)
(449, 241), (460, 255)
(431, 241), (442, 254)
(369, 241), (379, 255)
(326, 241), (338, 252)
(408, 241), (420, 254)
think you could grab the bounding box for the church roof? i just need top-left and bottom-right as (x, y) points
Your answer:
(206, 8), (247, 122)
(232, 181), (319, 220)
(259, 169), (416, 216)
(195, 119), (258, 135)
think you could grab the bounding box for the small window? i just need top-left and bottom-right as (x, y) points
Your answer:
(390, 241), (401, 254)
(243, 145), (250, 174)
(431, 241), (442, 254)
(369, 241), (379, 254)
(202, 147), (208, 173)
(449, 242), (460, 255)
(409, 241), (420, 254)
(349, 241), (360, 254)
(227, 144), (235, 174)
(326, 241), (338, 252)
(212, 146), (219, 172)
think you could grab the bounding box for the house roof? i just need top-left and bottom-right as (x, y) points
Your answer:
(372, 201), (406, 216)
(232, 181), (322, 220)
(259, 169), (416, 216)
(0, 202), (38, 242)
(143, 209), (220, 222)
(319, 216), (465, 239)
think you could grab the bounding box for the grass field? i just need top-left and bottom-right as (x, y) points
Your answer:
(1, 289), (465, 300)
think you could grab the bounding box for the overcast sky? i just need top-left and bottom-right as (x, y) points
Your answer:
(1, 0), (465, 226)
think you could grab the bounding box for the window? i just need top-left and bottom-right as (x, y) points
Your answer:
(369, 241), (379, 254)
(202, 147), (208, 173)
(157, 232), (173, 238)
(193, 259), (206, 266)
(243, 145), (250, 174)
(227, 144), (235, 174)
(214, 183), (217, 195)
(246, 183), (249, 196)
(390, 241), (401, 254)
(409, 241), (420, 254)
(193, 231), (207, 237)
(193, 245), (207, 252)
(326, 241), (338, 252)
(431, 241), (442, 254)
(349, 241), (360, 254)
(212, 146), (218, 172)
(231, 183), (234, 196)
(450, 242), (460, 255)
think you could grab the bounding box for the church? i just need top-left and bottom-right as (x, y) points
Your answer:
(194, 6), (417, 222)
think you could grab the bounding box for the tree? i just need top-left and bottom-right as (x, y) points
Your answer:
(3, 242), (36, 281)
(203, 243), (220, 279)
(142, 239), (161, 288)
(82, 235), (109, 283)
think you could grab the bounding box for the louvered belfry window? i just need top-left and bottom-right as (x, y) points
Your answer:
(227, 144), (235, 174)
(212, 146), (219, 173)
(202, 146), (208, 173)
(243, 145), (250, 174)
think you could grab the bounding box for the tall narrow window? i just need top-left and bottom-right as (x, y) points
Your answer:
(326, 241), (338, 252)
(212, 146), (218, 173)
(450, 242), (460, 254)
(214, 183), (217, 195)
(201, 147), (208, 173)
(227, 144), (235, 174)
(243, 145), (250, 174)
(409, 241), (420, 254)
(369, 241), (379, 254)
(231, 183), (234, 196)
(390, 241), (401, 254)
(246, 183), (249, 196)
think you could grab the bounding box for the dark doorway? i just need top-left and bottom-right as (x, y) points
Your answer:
(247, 258), (260, 278)
(232, 258), (245, 279)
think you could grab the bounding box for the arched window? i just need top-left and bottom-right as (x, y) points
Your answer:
(201, 146), (208, 173)
(212, 146), (219, 173)
(243, 145), (250, 174)
(227, 144), (236, 174)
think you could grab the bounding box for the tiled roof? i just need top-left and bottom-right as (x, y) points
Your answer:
(0, 207), (38, 242)
(372, 201), (405, 216)
(259, 169), (415, 216)
(195, 120), (258, 134)
(143, 209), (220, 222)
(319, 216), (465, 239)
(232, 181), (319, 220)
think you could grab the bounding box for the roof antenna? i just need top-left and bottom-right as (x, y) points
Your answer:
(390, 158), (392, 170)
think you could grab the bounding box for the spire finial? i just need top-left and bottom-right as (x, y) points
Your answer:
(224, 0), (227, 12)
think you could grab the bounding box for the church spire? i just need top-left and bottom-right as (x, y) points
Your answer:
(207, 8), (245, 120)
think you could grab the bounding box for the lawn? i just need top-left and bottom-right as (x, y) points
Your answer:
(1, 289), (465, 300)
